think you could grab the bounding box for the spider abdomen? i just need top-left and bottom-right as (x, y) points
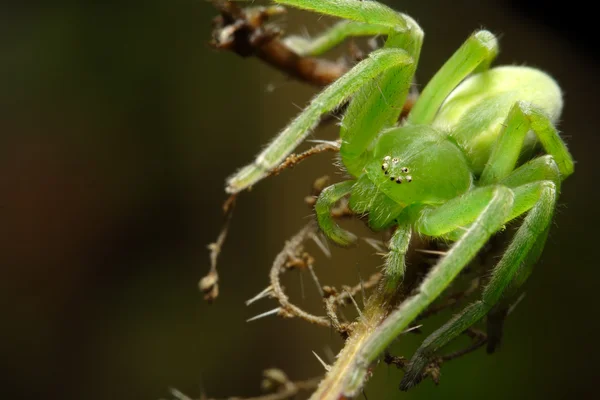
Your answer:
(434, 66), (563, 174)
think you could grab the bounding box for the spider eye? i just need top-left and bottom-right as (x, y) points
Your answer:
(392, 157), (399, 164)
(401, 167), (409, 173)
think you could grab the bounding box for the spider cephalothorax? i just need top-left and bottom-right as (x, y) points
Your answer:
(221, 0), (574, 396)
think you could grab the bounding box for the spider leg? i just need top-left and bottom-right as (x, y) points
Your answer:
(485, 221), (548, 353)
(357, 186), (513, 367)
(500, 155), (561, 189)
(225, 48), (415, 193)
(487, 155), (562, 351)
(315, 180), (356, 246)
(400, 179), (557, 390)
(382, 224), (412, 294)
(278, 1), (424, 176)
(408, 30), (499, 125)
(480, 101), (574, 185)
(443, 155), (561, 241)
(283, 20), (390, 57)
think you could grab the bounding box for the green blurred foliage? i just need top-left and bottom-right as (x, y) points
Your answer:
(0, 1), (598, 399)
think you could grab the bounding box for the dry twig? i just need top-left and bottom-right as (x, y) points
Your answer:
(267, 222), (331, 326)
(268, 140), (340, 177)
(210, 0), (349, 86)
(199, 194), (238, 302)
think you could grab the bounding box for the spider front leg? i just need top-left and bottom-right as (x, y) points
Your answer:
(400, 178), (558, 390)
(227, 0), (423, 192)
(225, 47), (415, 193)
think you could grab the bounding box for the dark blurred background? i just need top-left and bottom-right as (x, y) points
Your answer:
(1, 1), (598, 399)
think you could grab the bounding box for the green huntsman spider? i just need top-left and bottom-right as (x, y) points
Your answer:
(221, 0), (574, 396)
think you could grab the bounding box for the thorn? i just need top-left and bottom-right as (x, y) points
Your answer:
(308, 264), (324, 297)
(345, 289), (366, 324)
(414, 249), (448, 256)
(311, 233), (331, 258)
(363, 237), (386, 253)
(246, 307), (281, 322)
(508, 292), (526, 315)
(245, 286), (273, 306)
(402, 324), (423, 334)
(312, 351), (331, 371)
(305, 139), (341, 149)
(355, 263), (366, 307)
(169, 388), (192, 400)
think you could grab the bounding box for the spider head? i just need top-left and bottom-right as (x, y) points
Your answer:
(364, 125), (473, 208)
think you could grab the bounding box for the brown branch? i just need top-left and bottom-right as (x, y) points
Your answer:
(209, 1), (418, 121)
(210, 1), (349, 86)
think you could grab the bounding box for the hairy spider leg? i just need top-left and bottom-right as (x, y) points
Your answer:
(400, 177), (558, 390)
(440, 98), (573, 241)
(337, 22), (423, 175)
(480, 101), (574, 185)
(383, 224), (412, 293)
(337, 186), (514, 393)
(407, 30), (499, 125)
(484, 221), (549, 353)
(279, 1), (425, 175)
(226, 0), (423, 192)
(315, 180), (356, 246)
(225, 48), (414, 193)
(485, 156), (562, 352)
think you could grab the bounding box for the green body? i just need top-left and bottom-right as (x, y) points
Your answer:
(224, 1), (575, 397)
(340, 65), (565, 233)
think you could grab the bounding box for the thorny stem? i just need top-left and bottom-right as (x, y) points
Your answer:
(308, 282), (401, 399)
(268, 222), (331, 326)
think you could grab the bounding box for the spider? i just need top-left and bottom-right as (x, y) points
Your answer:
(222, 0), (574, 391)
